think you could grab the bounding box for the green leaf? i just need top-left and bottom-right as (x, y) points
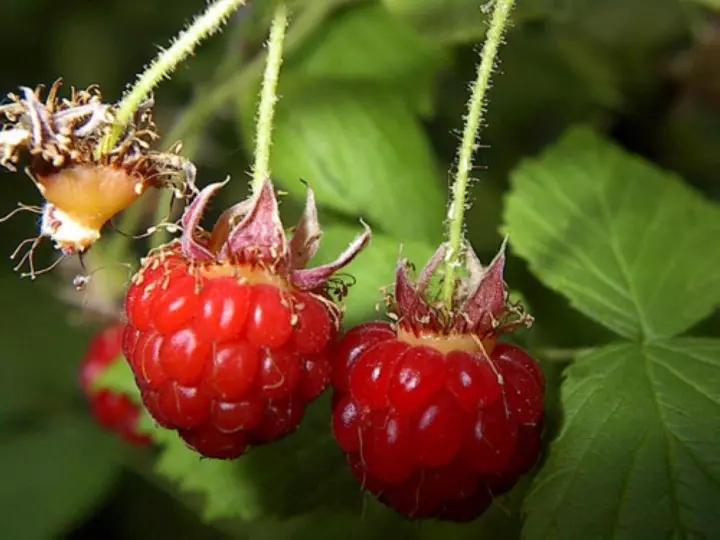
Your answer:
(151, 423), (262, 522)
(0, 415), (120, 540)
(262, 80), (446, 242)
(95, 355), (142, 402)
(0, 272), (93, 417)
(523, 339), (720, 539)
(504, 127), (720, 340)
(237, 3), (447, 242)
(240, 496), (522, 539)
(152, 396), (360, 522)
(291, 3), (447, 114)
(315, 224), (434, 328)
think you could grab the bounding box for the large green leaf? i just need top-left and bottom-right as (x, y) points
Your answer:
(0, 273), (95, 417)
(265, 81), (445, 242)
(149, 395), (360, 522)
(290, 3), (447, 114)
(523, 340), (720, 539)
(0, 415), (120, 540)
(236, 3), (447, 242)
(504, 127), (720, 340)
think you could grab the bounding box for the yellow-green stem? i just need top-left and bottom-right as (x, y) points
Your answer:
(95, 0), (247, 158)
(164, 1), (343, 155)
(252, 3), (289, 194)
(441, 0), (516, 308)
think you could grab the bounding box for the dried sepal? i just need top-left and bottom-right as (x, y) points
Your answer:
(0, 80), (198, 272)
(181, 180), (226, 261)
(289, 186), (322, 269)
(393, 239), (532, 339)
(453, 240), (509, 334)
(291, 221), (370, 292)
(176, 178), (370, 295)
(222, 180), (286, 264)
(395, 259), (433, 327)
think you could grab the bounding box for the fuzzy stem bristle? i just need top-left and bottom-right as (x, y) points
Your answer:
(96, 0), (247, 158)
(441, 0), (516, 309)
(251, 3), (289, 194)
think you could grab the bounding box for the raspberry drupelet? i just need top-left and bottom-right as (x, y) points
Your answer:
(79, 325), (151, 446)
(123, 180), (369, 459)
(331, 242), (542, 521)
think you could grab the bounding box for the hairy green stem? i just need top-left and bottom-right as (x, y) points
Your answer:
(252, 3), (289, 193)
(96, 0), (246, 158)
(101, 1), (341, 284)
(147, 1), (332, 250)
(441, 0), (516, 308)
(164, 1), (344, 155)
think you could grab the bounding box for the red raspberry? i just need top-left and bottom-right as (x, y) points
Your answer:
(331, 243), (542, 521)
(124, 181), (369, 459)
(79, 325), (151, 446)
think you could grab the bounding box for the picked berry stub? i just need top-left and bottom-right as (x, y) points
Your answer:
(123, 180), (370, 459)
(0, 80), (195, 264)
(330, 242), (542, 521)
(80, 325), (151, 446)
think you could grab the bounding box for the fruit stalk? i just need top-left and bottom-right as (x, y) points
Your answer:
(252, 2), (289, 194)
(96, 0), (247, 158)
(441, 0), (516, 308)
(137, 1), (291, 252)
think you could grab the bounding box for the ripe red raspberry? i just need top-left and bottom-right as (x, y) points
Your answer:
(331, 243), (542, 520)
(80, 325), (151, 446)
(123, 181), (369, 459)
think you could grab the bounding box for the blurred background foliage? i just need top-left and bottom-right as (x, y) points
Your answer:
(0, 0), (718, 538)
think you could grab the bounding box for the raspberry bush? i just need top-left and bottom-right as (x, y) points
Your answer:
(2, 0), (720, 539)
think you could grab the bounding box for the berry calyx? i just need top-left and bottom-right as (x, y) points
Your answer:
(0, 81), (195, 264)
(79, 325), (151, 446)
(124, 180), (370, 459)
(330, 243), (542, 521)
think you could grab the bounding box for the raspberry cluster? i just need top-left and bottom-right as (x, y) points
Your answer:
(80, 325), (150, 446)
